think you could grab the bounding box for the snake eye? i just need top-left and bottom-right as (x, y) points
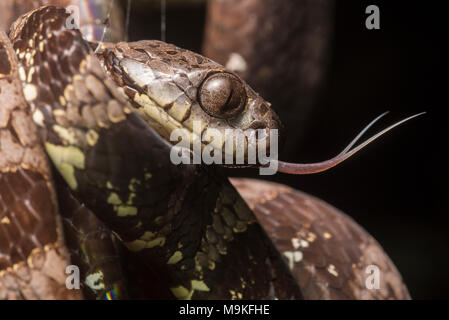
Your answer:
(198, 72), (246, 119)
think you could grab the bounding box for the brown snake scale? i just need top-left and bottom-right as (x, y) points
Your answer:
(0, 2), (410, 300)
(232, 179), (410, 299)
(0, 31), (81, 299)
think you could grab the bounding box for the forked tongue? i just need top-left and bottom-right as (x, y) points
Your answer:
(276, 112), (425, 175)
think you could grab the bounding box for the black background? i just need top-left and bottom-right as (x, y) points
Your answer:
(125, 0), (447, 299)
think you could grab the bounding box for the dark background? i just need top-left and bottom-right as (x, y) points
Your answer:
(125, 0), (447, 299)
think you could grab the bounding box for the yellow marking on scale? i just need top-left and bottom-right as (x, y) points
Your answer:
(240, 277), (247, 289)
(229, 290), (243, 300)
(64, 84), (74, 102)
(45, 143), (85, 190)
(140, 231), (156, 240)
(233, 222), (248, 233)
(154, 216), (164, 225)
(170, 286), (193, 300)
(327, 264), (339, 277)
(109, 188), (138, 217)
(125, 233), (166, 252)
(59, 95), (66, 106)
(79, 59), (87, 73)
(128, 178), (140, 192)
(27, 67), (35, 83)
(146, 237), (166, 248)
(127, 192), (136, 205)
(116, 205), (137, 217)
(134, 93), (184, 135)
(306, 232), (317, 243)
(52, 125), (78, 145)
(1, 217), (10, 224)
(25, 52), (31, 64)
(107, 192), (122, 205)
(85, 271), (105, 290)
(167, 251), (183, 265)
(53, 109), (66, 117)
(18, 67), (26, 81)
(86, 129), (99, 146)
(191, 280), (209, 292)
(170, 280), (210, 300)
(23, 84), (37, 102)
(107, 100), (126, 123)
(167, 98), (192, 123)
(26, 247), (43, 269)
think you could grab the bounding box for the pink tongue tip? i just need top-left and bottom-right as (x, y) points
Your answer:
(274, 112), (425, 175)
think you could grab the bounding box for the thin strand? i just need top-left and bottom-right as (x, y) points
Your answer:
(94, 0), (113, 54)
(276, 112), (425, 175)
(161, 0), (166, 42)
(338, 111), (389, 156)
(125, 0), (131, 42)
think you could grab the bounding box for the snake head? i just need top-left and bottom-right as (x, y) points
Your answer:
(97, 40), (423, 174)
(97, 40), (282, 167)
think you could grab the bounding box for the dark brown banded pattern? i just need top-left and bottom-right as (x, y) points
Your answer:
(0, 31), (81, 299)
(55, 173), (128, 300)
(7, 5), (134, 300)
(0, 42), (13, 77)
(0, 1), (131, 300)
(232, 178), (411, 300)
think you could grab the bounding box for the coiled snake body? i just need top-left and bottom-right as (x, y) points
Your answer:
(0, 3), (410, 299)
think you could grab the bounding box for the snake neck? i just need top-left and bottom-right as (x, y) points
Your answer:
(125, 163), (305, 300)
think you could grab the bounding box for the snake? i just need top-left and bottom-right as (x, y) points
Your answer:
(0, 2), (417, 299)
